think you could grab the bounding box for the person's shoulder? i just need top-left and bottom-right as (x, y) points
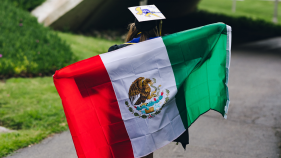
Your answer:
(108, 44), (130, 52)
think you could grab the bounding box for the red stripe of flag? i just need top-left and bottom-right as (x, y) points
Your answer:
(54, 55), (134, 158)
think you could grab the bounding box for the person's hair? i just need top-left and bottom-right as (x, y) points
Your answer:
(125, 23), (159, 42)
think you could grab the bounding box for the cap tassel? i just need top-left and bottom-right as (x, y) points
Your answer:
(159, 20), (163, 36)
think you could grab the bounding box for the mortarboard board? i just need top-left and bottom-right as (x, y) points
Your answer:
(128, 5), (165, 32)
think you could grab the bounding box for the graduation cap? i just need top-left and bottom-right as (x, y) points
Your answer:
(128, 5), (166, 33)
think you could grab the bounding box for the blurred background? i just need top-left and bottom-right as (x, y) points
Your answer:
(0, 0), (280, 157)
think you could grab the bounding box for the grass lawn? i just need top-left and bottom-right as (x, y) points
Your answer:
(0, 77), (67, 157)
(57, 32), (121, 61)
(0, 33), (122, 157)
(198, 0), (281, 24)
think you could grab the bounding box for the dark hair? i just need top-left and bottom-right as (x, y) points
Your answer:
(125, 23), (159, 42)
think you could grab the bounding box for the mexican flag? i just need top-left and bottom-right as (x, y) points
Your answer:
(53, 23), (231, 158)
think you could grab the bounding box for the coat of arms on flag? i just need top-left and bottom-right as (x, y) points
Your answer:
(53, 23), (231, 158)
(126, 77), (170, 119)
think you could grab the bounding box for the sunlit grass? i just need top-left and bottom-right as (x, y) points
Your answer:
(198, 0), (281, 24)
(0, 33), (121, 157)
(57, 32), (122, 61)
(0, 130), (49, 157)
(0, 77), (67, 157)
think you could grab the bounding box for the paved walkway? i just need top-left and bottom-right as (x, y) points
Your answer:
(6, 40), (281, 158)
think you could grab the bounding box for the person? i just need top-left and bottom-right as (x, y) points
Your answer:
(108, 19), (160, 158)
(108, 19), (161, 52)
(107, 5), (189, 158)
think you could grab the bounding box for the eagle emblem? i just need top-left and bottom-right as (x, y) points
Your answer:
(125, 77), (170, 119)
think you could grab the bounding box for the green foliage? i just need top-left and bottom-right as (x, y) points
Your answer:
(0, 0), (76, 78)
(134, 113), (140, 116)
(9, 0), (46, 11)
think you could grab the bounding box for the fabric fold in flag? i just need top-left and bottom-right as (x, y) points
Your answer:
(53, 23), (232, 158)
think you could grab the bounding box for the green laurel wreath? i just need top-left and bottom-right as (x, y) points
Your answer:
(125, 88), (170, 119)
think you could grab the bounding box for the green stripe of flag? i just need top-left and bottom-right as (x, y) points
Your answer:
(163, 23), (230, 128)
